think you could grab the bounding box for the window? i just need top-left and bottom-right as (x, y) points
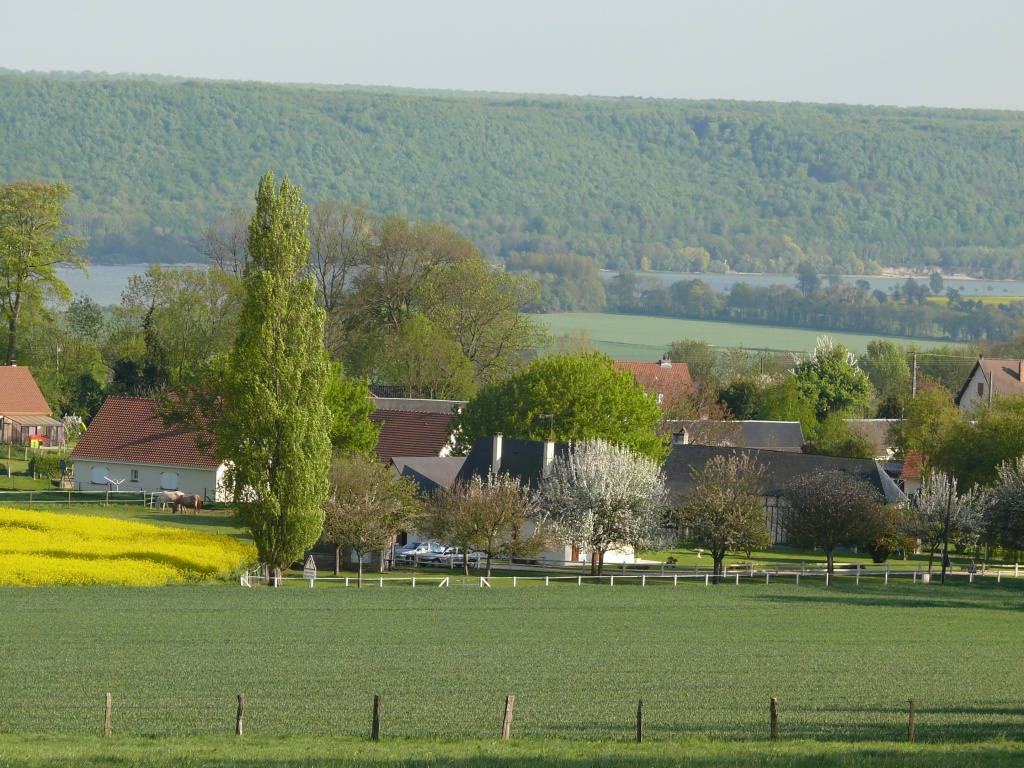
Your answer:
(90, 466), (108, 485)
(978, 382), (985, 396)
(130, 469), (139, 483)
(160, 472), (179, 490)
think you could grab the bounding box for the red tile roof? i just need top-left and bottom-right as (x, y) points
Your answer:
(901, 450), (923, 480)
(370, 409), (455, 463)
(0, 366), (51, 416)
(70, 396), (220, 469)
(614, 360), (693, 396)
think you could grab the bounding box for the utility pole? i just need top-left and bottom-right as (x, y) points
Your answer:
(940, 475), (953, 585)
(912, 353), (918, 398)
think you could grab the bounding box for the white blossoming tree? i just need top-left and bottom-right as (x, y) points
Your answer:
(982, 458), (1024, 555)
(909, 472), (981, 574)
(540, 439), (668, 576)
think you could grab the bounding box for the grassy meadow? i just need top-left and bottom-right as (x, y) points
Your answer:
(539, 313), (965, 358)
(3, 581), (1024, 745)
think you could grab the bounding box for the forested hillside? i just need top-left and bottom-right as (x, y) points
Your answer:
(3, 71), (1024, 275)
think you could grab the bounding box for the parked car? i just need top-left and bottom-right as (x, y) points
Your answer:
(420, 546), (484, 567)
(394, 541), (444, 563)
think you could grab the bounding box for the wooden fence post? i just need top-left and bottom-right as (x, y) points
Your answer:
(770, 697), (779, 741)
(636, 698), (644, 743)
(501, 695), (515, 740)
(103, 692), (112, 737)
(236, 693), (244, 735)
(908, 698), (915, 743)
(371, 694), (382, 741)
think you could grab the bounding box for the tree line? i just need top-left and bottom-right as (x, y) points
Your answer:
(5, 72), (1024, 276)
(606, 272), (1024, 342)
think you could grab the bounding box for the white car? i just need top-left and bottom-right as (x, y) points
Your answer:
(394, 541), (444, 563)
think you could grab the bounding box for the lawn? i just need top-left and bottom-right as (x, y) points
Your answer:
(3, 581), (1023, 747)
(539, 313), (965, 357)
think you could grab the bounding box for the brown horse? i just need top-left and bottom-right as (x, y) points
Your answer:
(172, 494), (203, 514)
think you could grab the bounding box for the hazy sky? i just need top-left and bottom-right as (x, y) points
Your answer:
(5, 0), (1024, 110)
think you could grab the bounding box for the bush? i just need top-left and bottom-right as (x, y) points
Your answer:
(29, 455), (71, 479)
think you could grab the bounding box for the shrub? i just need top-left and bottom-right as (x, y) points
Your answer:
(29, 455), (71, 479)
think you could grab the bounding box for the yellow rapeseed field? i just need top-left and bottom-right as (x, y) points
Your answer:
(0, 508), (256, 586)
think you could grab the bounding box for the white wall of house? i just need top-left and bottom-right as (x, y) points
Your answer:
(958, 367), (992, 414)
(72, 458), (227, 502)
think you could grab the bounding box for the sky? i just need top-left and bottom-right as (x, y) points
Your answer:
(4, 0), (1024, 111)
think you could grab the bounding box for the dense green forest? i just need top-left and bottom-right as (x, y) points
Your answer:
(3, 71), (1024, 274)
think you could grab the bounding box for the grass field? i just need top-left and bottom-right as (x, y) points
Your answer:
(3, 581), (1023, 746)
(926, 295), (1024, 306)
(2, 734), (1023, 767)
(539, 313), (964, 358)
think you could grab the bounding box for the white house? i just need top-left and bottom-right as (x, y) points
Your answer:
(70, 396), (227, 502)
(955, 358), (1024, 414)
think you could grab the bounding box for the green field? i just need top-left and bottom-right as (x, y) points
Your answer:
(539, 313), (964, 358)
(3, 581), (1023, 747)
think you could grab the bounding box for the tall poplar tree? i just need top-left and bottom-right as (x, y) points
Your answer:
(218, 172), (331, 582)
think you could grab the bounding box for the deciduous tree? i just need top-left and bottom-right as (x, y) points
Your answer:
(0, 181), (86, 365)
(321, 452), (420, 585)
(910, 472), (980, 574)
(678, 453), (770, 582)
(423, 474), (545, 577)
(218, 172), (332, 584)
(453, 352), (668, 462)
(782, 470), (889, 573)
(541, 439), (667, 576)
(792, 336), (873, 420)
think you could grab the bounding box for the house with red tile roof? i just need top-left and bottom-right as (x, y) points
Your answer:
(955, 358), (1024, 414)
(900, 450), (924, 496)
(70, 396), (226, 501)
(614, 355), (692, 409)
(369, 398), (462, 464)
(0, 365), (64, 447)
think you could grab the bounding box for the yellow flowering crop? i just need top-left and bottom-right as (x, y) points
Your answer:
(0, 508), (256, 586)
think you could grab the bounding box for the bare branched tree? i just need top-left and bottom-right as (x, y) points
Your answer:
(678, 453), (769, 582)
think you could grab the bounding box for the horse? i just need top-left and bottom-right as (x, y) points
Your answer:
(172, 494), (203, 514)
(158, 490), (185, 510)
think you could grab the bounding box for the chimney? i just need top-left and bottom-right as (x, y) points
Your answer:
(660, 353), (672, 368)
(491, 433), (503, 476)
(542, 438), (555, 479)
(1019, 360), (1023, 381)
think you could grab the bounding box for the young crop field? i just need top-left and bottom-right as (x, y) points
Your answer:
(3, 580), (1023, 750)
(539, 313), (964, 357)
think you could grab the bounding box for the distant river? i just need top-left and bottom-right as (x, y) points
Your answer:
(56, 264), (207, 306)
(602, 270), (1024, 297)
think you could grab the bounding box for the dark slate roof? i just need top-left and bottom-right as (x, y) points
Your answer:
(845, 419), (898, 456)
(370, 409), (455, 463)
(664, 444), (905, 503)
(391, 456), (466, 494)
(673, 420), (804, 451)
(455, 435), (572, 490)
(372, 398), (464, 414)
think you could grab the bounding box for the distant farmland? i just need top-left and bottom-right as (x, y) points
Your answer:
(539, 313), (965, 358)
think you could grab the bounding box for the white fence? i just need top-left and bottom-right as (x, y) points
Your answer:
(240, 561), (1023, 588)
